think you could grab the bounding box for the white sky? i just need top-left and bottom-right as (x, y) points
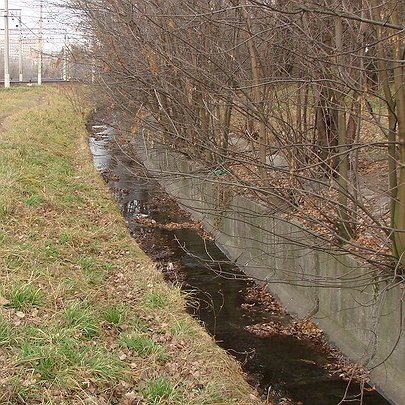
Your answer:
(1, 1), (78, 52)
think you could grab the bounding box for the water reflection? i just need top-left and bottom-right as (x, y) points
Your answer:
(89, 126), (389, 405)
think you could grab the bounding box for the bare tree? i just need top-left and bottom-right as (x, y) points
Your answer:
(67, 0), (405, 280)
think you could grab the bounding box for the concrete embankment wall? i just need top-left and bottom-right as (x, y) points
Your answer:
(137, 141), (404, 404)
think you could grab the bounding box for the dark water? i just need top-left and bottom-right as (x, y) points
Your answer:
(89, 126), (390, 405)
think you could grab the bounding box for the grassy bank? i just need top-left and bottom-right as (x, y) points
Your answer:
(0, 86), (257, 404)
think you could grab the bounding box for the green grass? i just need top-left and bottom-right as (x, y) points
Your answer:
(3, 254), (24, 270)
(25, 193), (45, 207)
(0, 86), (255, 404)
(78, 256), (107, 285)
(143, 376), (180, 404)
(21, 341), (61, 381)
(103, 304), (127, 325)
(120, 334), (168, 361)
(64, 302), (99, 338)
(6, 284), (43, 310)
(0, 316), (11, 346)
(18, 326), (123, 385)
(0, 86), (44, 119)
(79, 256), (94, 271)
(80, 347), (124, 381)
(169, 318), (198, 337)
(144, 292), (168, 309)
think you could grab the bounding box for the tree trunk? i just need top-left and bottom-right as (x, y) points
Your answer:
(391, 1), (405, 266)
(240, 0), (267, 179)
(335, 15), (352, 241)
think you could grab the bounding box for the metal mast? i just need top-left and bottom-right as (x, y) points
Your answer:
(37, 0), (43, 85)
(4, 0), (10, 88)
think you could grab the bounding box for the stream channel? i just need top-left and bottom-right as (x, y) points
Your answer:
(89, 124), (389, 405)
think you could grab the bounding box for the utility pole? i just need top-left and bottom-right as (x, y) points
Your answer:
(4, 0), (10, 88)
(37, 0), (43, 85)
(62, 33), (67, 81)
(18, 13), (23, 82)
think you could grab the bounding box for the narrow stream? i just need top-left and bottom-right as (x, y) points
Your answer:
(89, 125), (389, 405)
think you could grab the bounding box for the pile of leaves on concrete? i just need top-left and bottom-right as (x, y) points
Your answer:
(0, 86), (260, 404)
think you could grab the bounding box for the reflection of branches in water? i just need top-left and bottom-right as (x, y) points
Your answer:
(90, 107), (401, 405)
(125, 151), (395, 273)
(89, 116), (394, 404)
(184, 282), (220, 335)
(98, 119), (398, 285)
(227, 347), (256, 368)
(174, 234), (396, 291)
(78, 0), (405, 279)
(110, 133), (155, 184)
(173, 234), (251, 281)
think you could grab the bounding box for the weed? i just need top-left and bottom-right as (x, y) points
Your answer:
(60, 232), (71, 244)
(79, 257), (105, 285)
(143, 376), (179, 404)
(0, 316), (11, 346)
(7, 284), (43, 309)
(60, 194), (76, 207)
(81, 348), (124, 381)
(169, 319), (197, 337)
(144, 292), (167, 309)
(25, 194), (45, 207)
(0, 230), (6, 244)
(131, 316), (148, 333)
(120, 334), (156, 356)
(19, 330), (80, 385)
(197, 383), (230, 404)
(85, 268), (106, 285)
(45, 242), (59, 260)
(120, 334), (167, 361)
(21, 341), (60, 381)
(103, 305), (127, 325)
(79, 257), (94, 271)
(102, 262), (115, 272)
(0, 203), (8, 217)
(88, 241), (102, 255)
(4, 254), (23, 269)
(64, 302), (98, 338)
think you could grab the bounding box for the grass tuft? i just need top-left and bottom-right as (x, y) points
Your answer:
(7, 284), (43, 309)
(81, 348), (124, 381)
(120, 334), (167, 360)
(79, 256), (94, 271)
(169, 318), (197, 337)
(103, 304), (127, 325)
(143, 376), (180, 404)
(0, 316), (11, 346)
(21, 342), (60, 381)
(4, 254), (23, 269)
(64, 302), (99, 338)
(25, 194), (45, 207)
(144, 292), (168, 309)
